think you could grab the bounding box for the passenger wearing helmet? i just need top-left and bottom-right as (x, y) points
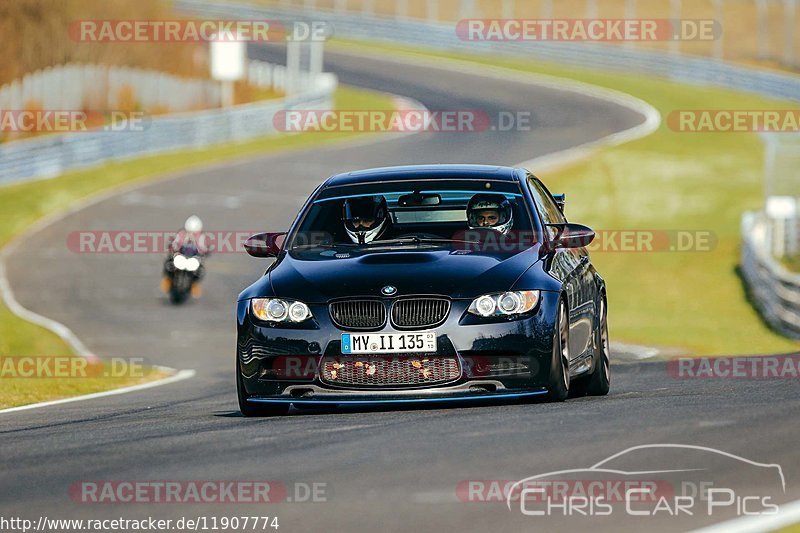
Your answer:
(467, 194), (514, 235)
(342, 196), (389, 244)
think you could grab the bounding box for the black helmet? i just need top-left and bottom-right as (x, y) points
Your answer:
(467, 194), (513, 235)
(342, 195), (389, 244)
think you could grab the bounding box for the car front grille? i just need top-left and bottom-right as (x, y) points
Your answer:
(320, 355), (460, 387)
(391, 298), (450, 329)
(329, 300), (386, 330)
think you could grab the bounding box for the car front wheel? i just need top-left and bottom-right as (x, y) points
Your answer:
(547, 300), (570, 401)
(585, 297), (610, 396)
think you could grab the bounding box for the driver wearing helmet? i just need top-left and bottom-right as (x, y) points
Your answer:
(466, 194), (513, 235)
(342, 195), (390, 244)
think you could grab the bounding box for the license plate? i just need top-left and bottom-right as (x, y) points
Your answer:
(341, 331), (437, 354)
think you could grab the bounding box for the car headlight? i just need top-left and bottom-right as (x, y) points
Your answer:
(467, 291), (540, 317)
(173, 254), (188, 270)
(251, 298), (313, 323)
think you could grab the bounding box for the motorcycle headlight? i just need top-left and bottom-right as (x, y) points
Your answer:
(468, 291), (540, 317)
(251, 298), (313, 323)
(173, 254), (187, 270)
(185, 257), (201, 272)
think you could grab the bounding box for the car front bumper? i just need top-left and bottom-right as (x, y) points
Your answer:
(236, 291), (560, 404)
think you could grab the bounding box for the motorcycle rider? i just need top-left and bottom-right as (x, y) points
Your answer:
(161, 215), (208, 297)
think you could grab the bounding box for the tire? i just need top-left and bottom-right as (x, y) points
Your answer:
(585, 297), (611, 396)
(237, 362), (290, 417)
(169, 289), (187, 305)
(547, 300), (570, 401)
(169, 272), (190, 304)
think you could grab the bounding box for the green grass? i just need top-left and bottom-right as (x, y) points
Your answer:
(331, 40), (799, 356)
(0, 85), (395, 409)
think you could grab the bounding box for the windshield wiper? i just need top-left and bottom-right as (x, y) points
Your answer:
(291, 242), (359, 250)
(369, 237), (479, 246)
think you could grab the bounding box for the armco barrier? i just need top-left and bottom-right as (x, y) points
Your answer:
(0, 70), (337, 186)
(741, 212), (800, 338)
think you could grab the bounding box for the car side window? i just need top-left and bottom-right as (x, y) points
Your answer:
(526, 174), (566, 239)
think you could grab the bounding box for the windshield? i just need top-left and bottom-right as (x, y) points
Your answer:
(287, 179), (537, 252)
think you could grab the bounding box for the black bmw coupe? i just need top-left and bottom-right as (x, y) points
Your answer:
(236, 165), (609, 416)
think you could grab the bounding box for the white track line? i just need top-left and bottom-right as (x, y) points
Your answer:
(327, 43), (662, 173)
(0, 50), (660, 412)
(690, 498), (800, 533)
(0, 369), (196, 415)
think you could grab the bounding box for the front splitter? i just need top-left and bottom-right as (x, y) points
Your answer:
(247, 387), (548, 407)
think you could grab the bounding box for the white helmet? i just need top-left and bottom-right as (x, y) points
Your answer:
(467, 194), (513, 235)
(342, 196), (389, 244)
(184, 215), (203, 233)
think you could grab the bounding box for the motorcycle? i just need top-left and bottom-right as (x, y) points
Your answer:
(163, 245), (205, 304)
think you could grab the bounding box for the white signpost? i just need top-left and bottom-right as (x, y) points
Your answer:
(210, 37), (246, 108)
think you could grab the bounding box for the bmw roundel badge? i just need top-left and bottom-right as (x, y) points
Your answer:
(381, 285), (398, 296)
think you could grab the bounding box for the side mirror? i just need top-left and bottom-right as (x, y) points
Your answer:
(544, 223), (595, 252)
(244, 232), (286, 258)
(552, 194), (565, 212)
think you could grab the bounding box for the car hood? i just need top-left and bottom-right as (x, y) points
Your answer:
(248, 246), (544, 302)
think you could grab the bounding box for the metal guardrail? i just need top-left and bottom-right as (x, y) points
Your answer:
(0, 72), (337, 186)
(741, 212), (800, 338)
(0, 64), (222, 115)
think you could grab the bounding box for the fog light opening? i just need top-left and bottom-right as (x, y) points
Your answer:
(469, 383), (497, 393)
(289, 388), (315, 398)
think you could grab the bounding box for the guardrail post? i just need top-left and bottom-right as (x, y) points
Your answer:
(501, 0), (514, 19)
(712, 0), (723, 60)
(459, 0), (477, 19)
(396, 0), (408, 20)
(585, 0), (598, 19)
(427, 0), (439, 23)
(784, 0), (797, 67)
(624, 0), (636, 49)
(309, 40), (325, 79)
(756, 0), (769, 60)
(362, 0), (374, 17)
(670, 0), (681, 56)
(286, 39), (302, 96)
(541, 0), (553, 19)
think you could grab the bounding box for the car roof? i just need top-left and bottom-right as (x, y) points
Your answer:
(324, 164), (522, 187)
